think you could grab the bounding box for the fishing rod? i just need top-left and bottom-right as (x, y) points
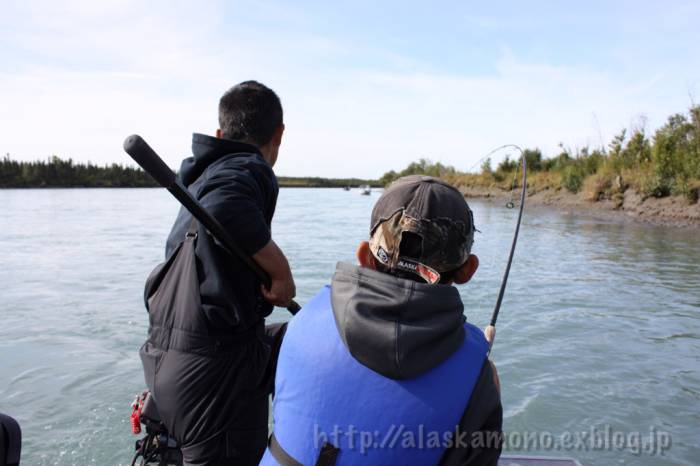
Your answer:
(123, 134), (301, 316)
(461, 145), (527, 356)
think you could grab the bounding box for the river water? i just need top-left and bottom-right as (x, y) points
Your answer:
(0, 188), (698, 465)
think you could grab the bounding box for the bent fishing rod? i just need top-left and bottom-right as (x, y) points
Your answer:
(476, 145), (527, 356)
(123, 134), (301, 316)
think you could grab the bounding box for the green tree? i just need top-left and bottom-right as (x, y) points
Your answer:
(480, 157), (493, 175)
(496, 155), (517, 173)
(652, 110), (699, 179)
(522, 148), (542, 171)
(378, 159), (457, 186)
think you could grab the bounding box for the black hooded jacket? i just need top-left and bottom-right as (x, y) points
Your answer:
(165, 133), (278, 335)
(140, 133), (284, 465)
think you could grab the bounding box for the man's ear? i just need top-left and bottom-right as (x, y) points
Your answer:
(216, 129), (222, 138)
(272, 123), (285, 146)
(356, 242), (376, 269)
(454, 254), (479, 284)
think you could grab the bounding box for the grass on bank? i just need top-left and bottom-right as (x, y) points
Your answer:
(380, 103), (700, 205)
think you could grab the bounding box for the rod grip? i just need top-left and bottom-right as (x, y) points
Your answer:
(123, 135), (176, 188)
(484, 325), (496, 354)
(287, 301), (301, 315)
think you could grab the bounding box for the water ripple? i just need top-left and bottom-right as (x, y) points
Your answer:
(0, 189), (698, 465)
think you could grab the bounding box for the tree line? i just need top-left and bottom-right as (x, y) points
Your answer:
(5, 101), (698, 199)
(1, 155), (160, 188)
(380, 103), (700, 204)
(0, 155), (381, 189)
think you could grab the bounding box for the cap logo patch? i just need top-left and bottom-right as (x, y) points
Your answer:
(377, 246), (389, 263)
(396, 258), (441, 284)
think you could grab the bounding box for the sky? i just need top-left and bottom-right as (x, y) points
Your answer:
(1, 0), (699, 179)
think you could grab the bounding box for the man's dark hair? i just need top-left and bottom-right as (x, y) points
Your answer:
(218, 81), (283, 146)
(372, 232), (459, 285)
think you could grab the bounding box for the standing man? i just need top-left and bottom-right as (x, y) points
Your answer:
(140, 81), (295, 465)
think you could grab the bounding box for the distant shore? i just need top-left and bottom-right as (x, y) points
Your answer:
(0, 182), (384, 189)
(0, 155), (381, 189)
(277, 177), (382, 188)
(459, 185), (700, 229)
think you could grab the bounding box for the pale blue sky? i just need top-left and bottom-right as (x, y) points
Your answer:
(1, 1), (699, 178)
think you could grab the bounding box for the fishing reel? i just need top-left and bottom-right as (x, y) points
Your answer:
(130, 391), (183, 466)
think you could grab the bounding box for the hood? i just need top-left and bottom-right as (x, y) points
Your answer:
(330, 262), (467, 380)
(180, 133), (263, 186)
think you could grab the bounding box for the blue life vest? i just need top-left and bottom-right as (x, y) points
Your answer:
(260, 286), (489, 465)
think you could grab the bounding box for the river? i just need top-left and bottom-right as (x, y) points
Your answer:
(0, 188), (698, 465)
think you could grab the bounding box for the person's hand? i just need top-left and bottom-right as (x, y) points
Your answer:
(252, 238), (296, 308)
(261, 273), (296, 308)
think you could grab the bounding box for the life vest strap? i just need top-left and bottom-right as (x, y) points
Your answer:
(268, 432), (339, 466)
(315, 441), (340, 466)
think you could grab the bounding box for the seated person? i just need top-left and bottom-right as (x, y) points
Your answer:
(261, 175), (503, 465)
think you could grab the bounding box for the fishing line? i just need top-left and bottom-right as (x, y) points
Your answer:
(506, 161), (520, 209)
(455, 146), (516, 321)
(454, 145), (527, 355)
(485, 146), (526, 355)
(471, 204), (510, 324)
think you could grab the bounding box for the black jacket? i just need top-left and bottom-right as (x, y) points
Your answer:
(140, 133), (283, 465)
(166, 133), (279, 335)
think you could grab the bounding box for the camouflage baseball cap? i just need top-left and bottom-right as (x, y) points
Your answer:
(369, 175), (475, 284)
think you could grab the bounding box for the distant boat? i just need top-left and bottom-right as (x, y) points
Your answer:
(343, 186), (350, 191)
(359, 185), (371, 195)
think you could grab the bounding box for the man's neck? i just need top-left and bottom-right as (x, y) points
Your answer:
(256, 142), (278, 167)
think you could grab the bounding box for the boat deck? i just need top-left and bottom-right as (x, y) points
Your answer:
(498, 456), (582, 466)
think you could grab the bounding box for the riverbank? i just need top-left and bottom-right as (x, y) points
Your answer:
(277, 177), (381, 188)
(459, 185), (700, 229)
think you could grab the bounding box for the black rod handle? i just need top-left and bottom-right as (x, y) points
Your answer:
(124, 135), (177, 188)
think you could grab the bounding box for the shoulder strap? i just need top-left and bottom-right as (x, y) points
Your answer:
(268, 432), (339, 466)
(186, 217), (198, 238)
(314, 442), (340, 466)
